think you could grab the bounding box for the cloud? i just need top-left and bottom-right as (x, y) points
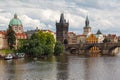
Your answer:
(19, 15), (48, 30)
(0, 0), (119, 35)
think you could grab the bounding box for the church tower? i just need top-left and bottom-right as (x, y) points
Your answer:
(83, 16), (92, 35)
(56, 13), (69, 44)
(9, 13), (23, 33)
(8, 14), (27, 40)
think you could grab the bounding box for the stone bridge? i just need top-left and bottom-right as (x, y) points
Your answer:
(65, 43), (120, 56)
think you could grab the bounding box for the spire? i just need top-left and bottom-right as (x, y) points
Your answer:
(14, 13), (17, 19)
(60, 13), (66, 23)
(85, 16), (89, 27)
(96, 29), (102, 34)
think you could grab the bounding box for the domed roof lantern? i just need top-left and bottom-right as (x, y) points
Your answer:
(14, 13), (17, 19)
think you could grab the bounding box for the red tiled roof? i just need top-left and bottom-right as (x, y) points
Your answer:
(77, 34), (86, 37)
(68, 32), (76, 35)
(0, 31), (6, 35)
(16, 33), (27, 39)
(108, 34), (117, 38)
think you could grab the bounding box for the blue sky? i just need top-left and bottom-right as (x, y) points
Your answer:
(0, 0), (119, 35)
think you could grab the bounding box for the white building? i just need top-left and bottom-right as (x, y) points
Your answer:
(96, 29), (104, 43)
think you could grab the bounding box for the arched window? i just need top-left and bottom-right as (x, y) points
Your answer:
(64, 39), (68, 44)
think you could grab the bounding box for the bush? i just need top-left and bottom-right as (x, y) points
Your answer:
(54, 41), (64, 56)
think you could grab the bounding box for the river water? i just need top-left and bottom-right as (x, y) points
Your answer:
(0, 54), (120, 80)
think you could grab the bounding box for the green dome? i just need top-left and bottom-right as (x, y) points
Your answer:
(9, 14), (22, 26)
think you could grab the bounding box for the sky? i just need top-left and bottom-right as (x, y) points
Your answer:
(0, 0), (120, 35)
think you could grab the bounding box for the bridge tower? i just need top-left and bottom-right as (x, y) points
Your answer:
(83, 16), (92, 35)
(56, 13), (69, 44)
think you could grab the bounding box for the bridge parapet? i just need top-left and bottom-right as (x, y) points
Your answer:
(65, 43), (120, 56)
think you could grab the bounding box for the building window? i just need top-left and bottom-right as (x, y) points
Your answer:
(19, 27), (21, 30)
(15, 27), (17, 32)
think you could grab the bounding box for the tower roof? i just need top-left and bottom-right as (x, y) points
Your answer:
(9, 13), (22, 26)
(84, 16), (91, 29)
(96, 29), (102, 34)
(85, 16), (89, 27)
(59, 13), (66, 23)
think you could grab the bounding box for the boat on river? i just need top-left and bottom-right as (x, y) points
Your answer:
(4, 54), (13, 60)
(16, 53), (25, 58)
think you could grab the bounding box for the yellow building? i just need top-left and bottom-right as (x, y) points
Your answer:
(86, 34), (100, 57)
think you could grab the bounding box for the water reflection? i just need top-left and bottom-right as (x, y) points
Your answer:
(0, 55), (120, 80)
(56, 55), (69, 80)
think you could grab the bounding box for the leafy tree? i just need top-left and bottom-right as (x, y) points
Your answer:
(103, 38), (110, 43)
(6, 26), (16, 49)
(35, 31), (47, 45)
(45, 32), (55, 45)
(17, 40), (28, 53)
(44, 45), (54, 56)
(18, 30), (56, 57)
(54, 41), (64, 56)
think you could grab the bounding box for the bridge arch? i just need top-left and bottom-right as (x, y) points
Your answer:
(108, 46), (119, 56)
(85, 45), (103, 50)
(65, 45), (79, 54)
(86, 46), (101, 57)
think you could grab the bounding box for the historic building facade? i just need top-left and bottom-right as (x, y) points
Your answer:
(67, 16), (104, 45)
(26, 27), (56, 40)
(68, 32), (77, 44)
(0, 14), (27, 49)
(76, 34), (86, 44)
(86, 34), (100, 57)
(0, 31), (8, 49)
(106, 34), (118, 43)
(96, 29), (104, 43)
(9, 14), (26, 40)
(56, 13), (69, 44)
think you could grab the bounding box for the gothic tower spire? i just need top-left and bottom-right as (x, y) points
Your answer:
(85, 16), (89, 27)
(83, 16), (92, 35)
(60, 13), (66, 23)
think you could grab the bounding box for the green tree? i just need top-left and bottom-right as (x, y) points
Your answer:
(44, 45), (54, 56)
(35, 31), (47, 45)
(103, 38), (110, 43)
(36, 31), (55, 56)
(17, 40), (28, 54)
(54, 41), (64, 56)
(45, 32), (55, 45)
(18, 30), (56, 57)
(6, 26), (16, 49)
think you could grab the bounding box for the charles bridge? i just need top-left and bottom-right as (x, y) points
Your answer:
(65, 43), (120, 56)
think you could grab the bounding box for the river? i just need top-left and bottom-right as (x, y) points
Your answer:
(0, 54), (120, 80)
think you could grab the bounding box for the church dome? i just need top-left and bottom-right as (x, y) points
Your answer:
(9, 14), (22, 26)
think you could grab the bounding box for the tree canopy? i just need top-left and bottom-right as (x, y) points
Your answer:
(6, 26), (16, 49)
(18, 30), (56, 57)
(54, 41), (64, 56)
(103, 38), (110, 43)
